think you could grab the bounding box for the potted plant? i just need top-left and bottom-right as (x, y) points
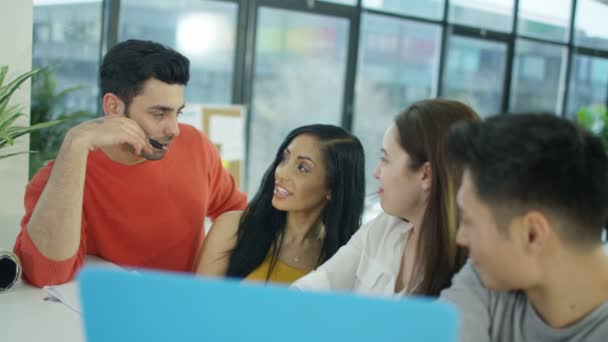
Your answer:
(0, 65), (61, 292)
(0, 65), (61, 159)
(28, 68), (95, 177)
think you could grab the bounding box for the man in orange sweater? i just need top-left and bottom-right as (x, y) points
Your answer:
(13, 40), (247, 287)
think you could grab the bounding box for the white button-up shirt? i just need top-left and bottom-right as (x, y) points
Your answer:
(292, 212), (413, 297)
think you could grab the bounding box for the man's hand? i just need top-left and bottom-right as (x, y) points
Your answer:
(65, 116), (154, 156)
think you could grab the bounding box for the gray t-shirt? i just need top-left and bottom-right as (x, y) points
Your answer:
(440, 262), (608, 342)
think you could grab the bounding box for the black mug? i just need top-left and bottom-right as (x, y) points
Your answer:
(0, 249), (21, 292)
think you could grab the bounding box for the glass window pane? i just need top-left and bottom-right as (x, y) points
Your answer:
(363, 0), (444, 21)
(32, 0), (103, 114)
(449, 0), (514, 32)
(518, 0), (571, 42)
(322, 0), (357, 5)
(249, 8), (349, 194)
(119, 0), (238, 105)
(575, 0), (608, 50)
(567, 55), (608, 116)
(442, 36), (507, 117)
(31, 0), (103, 176)
(353, 14), (441, 218)
(510, 40), (566, 114)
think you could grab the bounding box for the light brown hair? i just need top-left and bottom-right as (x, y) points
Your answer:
(395, 98), (480, 296)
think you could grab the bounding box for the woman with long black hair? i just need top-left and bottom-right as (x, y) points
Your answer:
(196, 124), (365, 284)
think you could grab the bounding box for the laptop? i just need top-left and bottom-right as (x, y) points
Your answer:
(78, 267), (460, 342)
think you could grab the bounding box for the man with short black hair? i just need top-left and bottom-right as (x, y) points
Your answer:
(440, 113), (608, 341)
(14, 40), (246, 287)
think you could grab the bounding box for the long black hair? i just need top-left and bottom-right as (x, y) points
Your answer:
(227, 124), (365, 279)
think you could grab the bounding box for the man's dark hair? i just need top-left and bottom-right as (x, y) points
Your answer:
(100, 39), (190, 108)
(449, 113), (608, 246)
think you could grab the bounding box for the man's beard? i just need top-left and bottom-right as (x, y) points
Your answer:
(124, 110), (169, 161)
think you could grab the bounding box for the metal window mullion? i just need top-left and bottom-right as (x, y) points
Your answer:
(561, 0), (578, 117)
(232, 0), (249, 105)
(501, 0), (520, 114)
(256, 0), (357, 18)
(241, 0), (259, 192)
(361, 7), (443, 26)
(436, 0), (450, 97)
(341, 2), (361, 131)
(100, 0), (120, 58)
(98, 0), (120, 115)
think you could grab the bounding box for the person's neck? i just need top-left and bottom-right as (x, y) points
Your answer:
(101, 144), (145, 165)
(400, 203), (426, 235)
(283, 209), (324, 245)
(526, 245), (608, 329)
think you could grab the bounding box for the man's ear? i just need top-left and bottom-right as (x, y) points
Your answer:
(102, 93), (125, 117)
(420, 161), (432, 192)
(519, 211), (551, 256)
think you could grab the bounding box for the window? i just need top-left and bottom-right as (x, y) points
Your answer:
(119, 0), (238, 105)
(575, 0), (608, 50)
(30, 0), (103, 177)
(567, 54), (608, 116)
(510, 39), (566, 113)
(449, 0), (514, 32)
(517, 0), (571, 42)
(248, 7), (350, 194)
(363, 0), (444, 21)
(55, 0), (608, 193)
(322, 0), (357, 5)
(353, 14), (441, 209)
(32, 0), (103, 114)
(442, 35), (507, 117)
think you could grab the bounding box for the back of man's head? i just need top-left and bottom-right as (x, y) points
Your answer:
(100, 39), (190, 108)
(449, 113), (608, 247)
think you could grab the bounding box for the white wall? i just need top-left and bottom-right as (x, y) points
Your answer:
(0, 0), (33, 249)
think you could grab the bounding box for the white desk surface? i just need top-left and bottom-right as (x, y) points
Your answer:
(0, 256), (120, 342)
(0, 280), (83, 342)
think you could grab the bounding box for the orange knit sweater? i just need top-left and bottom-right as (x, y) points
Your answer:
(14, 124), (246, 287)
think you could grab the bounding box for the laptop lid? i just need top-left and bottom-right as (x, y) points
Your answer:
(78, 267), (460, 342)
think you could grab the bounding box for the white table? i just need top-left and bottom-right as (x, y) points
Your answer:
(0, 256), (121, 342)
(0, 280), (83, 342)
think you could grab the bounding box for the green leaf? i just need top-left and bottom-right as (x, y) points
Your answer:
(576, 104), (608, 152)
(576, 107), (593, 129)
(0, 65), (7, 88)
(27, 67), (97, 174)
(0, 150), (39, 160)
(0, 106), (23, 132)
(0, 119), (63, 148)
(0, 66), (63, 162)
(55, 85), (83, 100)
(0, 67), (40, 113)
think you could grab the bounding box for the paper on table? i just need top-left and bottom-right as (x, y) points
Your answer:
(43, 256), (123, 313)
(43, 281), (81, 313)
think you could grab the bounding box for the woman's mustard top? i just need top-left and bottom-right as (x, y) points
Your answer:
(244, 253), (312, 284)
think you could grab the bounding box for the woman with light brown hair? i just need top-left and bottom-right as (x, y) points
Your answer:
(292, 98), (480, 297)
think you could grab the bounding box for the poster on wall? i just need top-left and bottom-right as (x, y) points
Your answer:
(179, 104), (246, 191)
